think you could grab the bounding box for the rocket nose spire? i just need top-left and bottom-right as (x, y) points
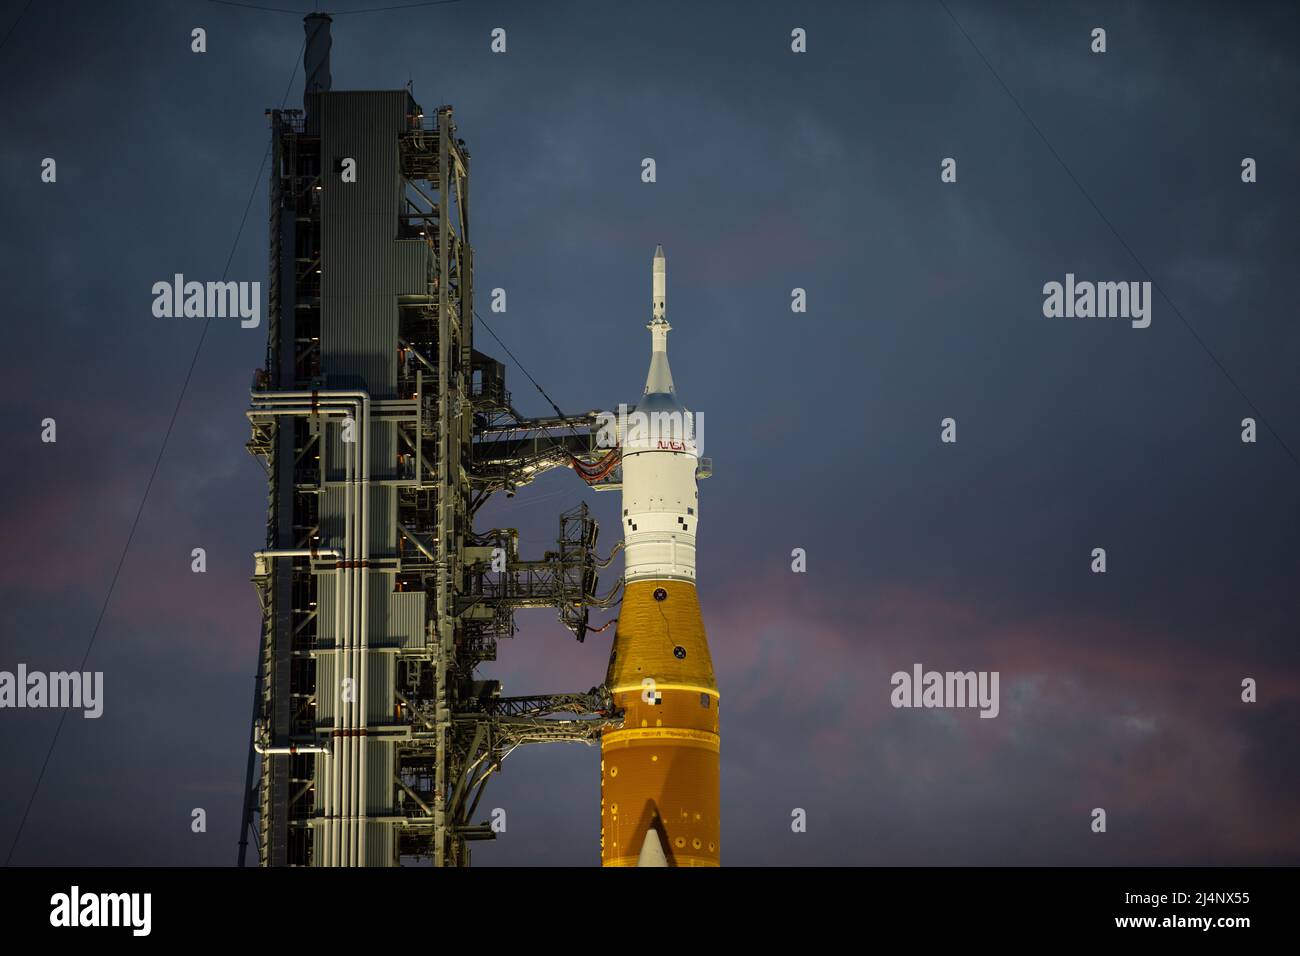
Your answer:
(644, 245), (675, 397)
(652, 245), (666, 322)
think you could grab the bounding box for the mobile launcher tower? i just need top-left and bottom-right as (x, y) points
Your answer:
(239, 15), (716, 868)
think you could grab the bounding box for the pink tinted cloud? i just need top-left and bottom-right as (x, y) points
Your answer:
(0, 471), (141, 594)
(702, 571), (1300, 860)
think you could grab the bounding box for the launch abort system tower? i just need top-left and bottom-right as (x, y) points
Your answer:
(238, 14), (621, 867)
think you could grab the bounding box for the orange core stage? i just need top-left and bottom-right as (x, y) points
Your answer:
(600, 580), (719, 867)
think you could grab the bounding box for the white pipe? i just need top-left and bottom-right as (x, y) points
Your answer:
(255, 742), (331, 755)
(254, 549), (340, 558)
(320, 489), (336, 865)
(247, 403), (346, 865)
(349, 398), (362, 867)
(320, 417), (335, 867)
(342, 414), (355, 866)
(357, 394), (370, 866)
(253, 395), (353, 865)
(251, 391), (373, 867)
(330, 424), (345, 869)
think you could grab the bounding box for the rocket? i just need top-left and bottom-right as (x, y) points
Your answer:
(600, 246), (720, 867)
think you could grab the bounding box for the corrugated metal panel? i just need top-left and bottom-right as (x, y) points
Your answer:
(364, 738), (395, 815)
(361, 825), (395, 867)
(308, 90), (426, 867)
(316, 652), (336, 723)
(370, 421), (396, 481)
(317, 570), (342, 646)
(321, 486), (346, 546)
(317, 588), (418, 700)
(323, 419), (396, 483)
(367, 484), (396, 556)
(365, 652), (394, 725)
(319, 487), (395, 557)
(319, 92), (425, 399)
(384, 589), (428, 652)
(319, 428), (396, 556)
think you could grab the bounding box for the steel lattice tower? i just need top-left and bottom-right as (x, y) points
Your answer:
(238, 14), (622, 867)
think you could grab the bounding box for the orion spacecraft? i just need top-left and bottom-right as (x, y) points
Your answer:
(600, 247), (720, 867)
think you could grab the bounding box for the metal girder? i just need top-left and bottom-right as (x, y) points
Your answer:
(246, 93), (620, 870)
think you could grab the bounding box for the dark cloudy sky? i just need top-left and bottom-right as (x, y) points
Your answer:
(1, 0), (1297, 866)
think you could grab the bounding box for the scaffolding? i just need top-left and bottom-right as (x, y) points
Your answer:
(238, 78), (620, 866)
